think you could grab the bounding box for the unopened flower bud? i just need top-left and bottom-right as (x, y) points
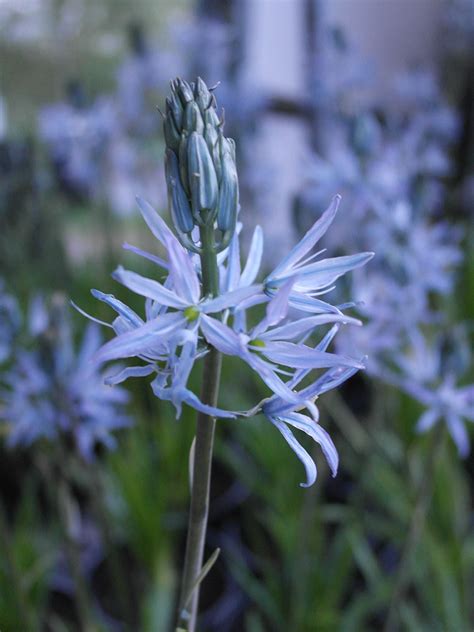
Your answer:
(163, 77), (239, 247)
(187, 132), (218, 224)
(165, 149), (194, 234)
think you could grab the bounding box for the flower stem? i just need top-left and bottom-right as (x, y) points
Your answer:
(383, 427), (445, 632)
(57, 475), (96, 632)
(88, 465), (135, 625)
(177, 224), (222, 631)
(0, 502), (36, 630)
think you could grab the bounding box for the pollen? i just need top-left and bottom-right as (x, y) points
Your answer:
(184, 306), (200, 322)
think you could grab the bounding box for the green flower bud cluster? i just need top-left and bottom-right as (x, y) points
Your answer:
(163, 77), (239, 252)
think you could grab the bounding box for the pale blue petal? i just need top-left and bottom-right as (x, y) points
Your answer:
(136, 196), (176, 246)
(317, 325), (340, 351)
(262, 341), (364, 369)
(245, 352), (301, 403)
(287, 292), (342, 314)
(94, 313), (187, 363)
(447, 413), (470, 458)
(240, 225), (263, 287)
(252, 279), (294, 338)
(234, 293), (269, 313)
(291, 252), (375, 291)
(164, 234), (200, 304)
(173, 335), (198, 392)
(280, 412), (339, 476)
(77, 324), (102, 368)
(91, 289), (144, 328)
(202, 285), (263, 313)
(261, 314), (359, 342)
(70, 300), (113, 329)
(183, 390), (236, 419)
(265, 278), (295, 326)
(105, 365), (155, 385)
(300, 364), (361, 400)
(123, 242), (169, 269)
(268, 195), (340, 279)
(112, 266), (188, 309)
(199, 315), (242, 355)
(415, 408), (440, 433)
(225, 233), (241, 292)
(267, 416), (317, 487)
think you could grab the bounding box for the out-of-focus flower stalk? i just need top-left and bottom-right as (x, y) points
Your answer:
(0, 503), (36, 630)
(36, 450), (97, 631)
(383, 425), (446, 632)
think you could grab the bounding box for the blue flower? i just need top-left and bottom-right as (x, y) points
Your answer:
(259, 324), (361, 487)
(1, 297), (130, 461)
(82, 191), (371, 483)
(200, 282), (363, 404)
(381, 328), (474, 457)
(264, 195), (374, 313)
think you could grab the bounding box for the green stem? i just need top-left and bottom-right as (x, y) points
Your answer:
(383, 427), (445, 632)
(176, 224), (222, 632)
(57, 476), (96, 632)
(36, 453), (96, 630)
(0, 503), (36, 630)
(88, 466), (135, 626)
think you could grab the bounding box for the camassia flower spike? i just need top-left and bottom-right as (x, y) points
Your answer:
(79, 77), (373, 490)
(78, 76), (374, 631)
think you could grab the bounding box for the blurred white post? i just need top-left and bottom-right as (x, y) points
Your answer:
(241, 0), (310, 261)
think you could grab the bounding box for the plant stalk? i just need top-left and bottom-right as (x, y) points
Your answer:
(0, 503), (36, 630)
(57, 475), (96, 632)
(177, 223), (222, 631)
(383, 427), (445, 632)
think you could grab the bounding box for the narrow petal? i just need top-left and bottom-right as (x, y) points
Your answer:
(300, 364), (361, 400)
(288, 292), (342, 314)
(123, 243), (169, 269)
(317, 324), (340, 351)
(262, 341), (364, 369)
(224, 233), (241, 292)
(268, 195), (340, 279)
(200, 314), (242, 355)
(265, 278), (295, 326)
(245, 352), (301, 403)
(77, 324), (102, 368)
(112, 267), (188, 309)
(164, 234), (200, 304)
(104, 365), (155, 385)
(93, 313), (187, 363)
(281, 412), (339, 476)
(91, 289), (144, 328)
(70, 300), (113, 329)
(202, 285), (263, 313)
(291, 252), (375, 291)
(261, 314), (359, 342)
(266, 416), (317, 487)
(252, 279), (295, 338)
(447, 413), (470, 458)
(240, 225), (263, 287)
(136, 196), (176, 246)
(183, 390), (236, 419)
(415, 408), (440, 433)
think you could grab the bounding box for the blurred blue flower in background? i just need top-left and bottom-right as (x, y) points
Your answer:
(390, 328), (474, 457)
(1, 295), (130, 461)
